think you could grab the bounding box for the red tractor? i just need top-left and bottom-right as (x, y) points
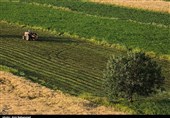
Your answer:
(23, 30), (38, 41)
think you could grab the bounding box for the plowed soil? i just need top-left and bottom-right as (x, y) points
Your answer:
(90, 0), (170, 13)
(0, 71), (125, 115)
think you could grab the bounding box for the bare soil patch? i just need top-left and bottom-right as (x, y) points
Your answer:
(0, 71), (125, 115)
(90, 0), (170, 13)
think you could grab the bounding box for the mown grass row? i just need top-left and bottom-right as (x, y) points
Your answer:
(0, 2), (169, 56)
(0, 44), (104, 95)
(0, 51), (100, 94)
(0, 45), (103, 87)
(20, 0), (170, 25)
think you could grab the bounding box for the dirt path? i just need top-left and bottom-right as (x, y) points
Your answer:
(90, 0), (170, 13)
(0, 71), (125, 115)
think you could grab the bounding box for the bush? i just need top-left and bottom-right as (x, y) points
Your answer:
(103, 51), (165, 102)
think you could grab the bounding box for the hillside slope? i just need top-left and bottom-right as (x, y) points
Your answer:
(0, 71), (125, 115)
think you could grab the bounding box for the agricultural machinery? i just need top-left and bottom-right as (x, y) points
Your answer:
(23, 30), (38, 41)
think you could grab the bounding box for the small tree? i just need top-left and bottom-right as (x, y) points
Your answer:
(103, 51), (165, 102)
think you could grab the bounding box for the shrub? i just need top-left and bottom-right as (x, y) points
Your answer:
(103, 51), (165, 102)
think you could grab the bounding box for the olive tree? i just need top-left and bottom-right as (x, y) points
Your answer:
(103, 51), (165, 102)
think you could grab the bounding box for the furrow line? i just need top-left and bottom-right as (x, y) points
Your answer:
(0, 54), (96, 94)
(1, 41), (103, 76)
(0, 52), (101, 91)
(0, 44), (102, 80)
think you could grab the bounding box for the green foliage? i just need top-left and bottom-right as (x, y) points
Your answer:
(103, 51), (165, 102)
(0, 2), (169, 55)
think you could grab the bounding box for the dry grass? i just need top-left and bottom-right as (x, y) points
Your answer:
(0, 71), (125, 115)
(90, 0), (170, 13)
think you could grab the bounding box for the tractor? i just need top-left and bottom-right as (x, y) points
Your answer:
(23, 30), (38, 41)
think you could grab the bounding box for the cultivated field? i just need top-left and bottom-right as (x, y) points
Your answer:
(1, 1), (170, 55)
(90, 0), (170, 13)
(0, 0), (170, 115)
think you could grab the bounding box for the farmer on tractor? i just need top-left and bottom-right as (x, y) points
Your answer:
(23, 30), (38, 41)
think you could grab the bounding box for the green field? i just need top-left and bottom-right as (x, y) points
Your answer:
(21, 0), (170, 25)
(0, 0), (170, 114)
(0, 2), (170, 55)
